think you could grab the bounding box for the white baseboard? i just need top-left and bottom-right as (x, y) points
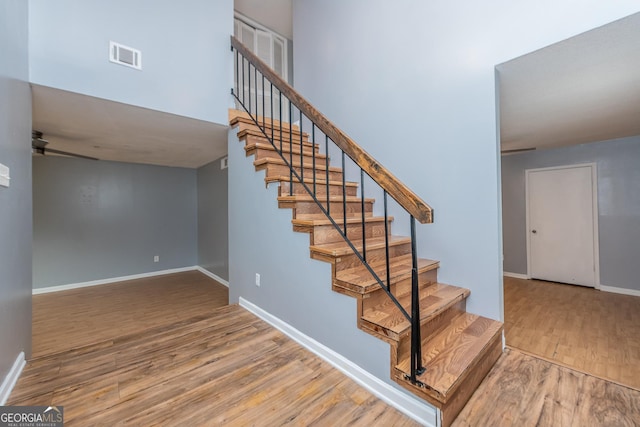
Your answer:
(599, 284), (640, 297)
(503, 272), (529, 280)
(239, 297), (437, 427)
(0, 352), (26, 405)
(32, 266), (198, 295)
(195, 267), (229, 287)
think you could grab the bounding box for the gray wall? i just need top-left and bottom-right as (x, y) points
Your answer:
(0, 0), (33, 381)
(502, 136), (640, 292)
(292, 1), (640, 320)
(33, 156), (198, 288)
(197, 157), (229, 281)
(29, 0), (233, 124)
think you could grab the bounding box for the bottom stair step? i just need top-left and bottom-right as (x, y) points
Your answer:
(394, 313), (503, 426)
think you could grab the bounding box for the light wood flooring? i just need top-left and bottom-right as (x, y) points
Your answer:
(31, 270), (229, 358)
(453, 348), (640, 426)
(12, 272), (640, 426)
(504, 276), (640, 390)
(14, 272), (418, 426)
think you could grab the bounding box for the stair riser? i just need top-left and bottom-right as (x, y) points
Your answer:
(392, 328), (502, 427)
(230, 113), (301, 132)
(300, 220), (390, 246)
(394, 300), (467, 369)
(236, 123), (308, 141)
(329, 242), (412, 272)
(253, 152), (328, 169)
(361, 269), (438, 310)
(439, 336), (503, 427)
(257, 163), (344, 182)
(243, 135), (320, 156)
(281, 200), (373, 220)
(278, 180), (358, 198)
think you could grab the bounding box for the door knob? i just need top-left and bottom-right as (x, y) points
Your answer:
(531, 229), (537, 234)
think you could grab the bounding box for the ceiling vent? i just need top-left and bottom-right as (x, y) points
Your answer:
(109, 41), (142, 70)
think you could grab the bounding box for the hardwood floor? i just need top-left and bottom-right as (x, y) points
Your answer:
(453, 348), (640, 426)
(14, 271), (640, 426)
(32, 270), (229, 358)
(504, 276), (640, 390)
(14, 273), (419, 426)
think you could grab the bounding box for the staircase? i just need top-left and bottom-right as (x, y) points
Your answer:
(230, 35), (503, 427)
(230, 112), (503, 427)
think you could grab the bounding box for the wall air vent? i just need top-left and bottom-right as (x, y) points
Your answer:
(109, 41), (142, 70)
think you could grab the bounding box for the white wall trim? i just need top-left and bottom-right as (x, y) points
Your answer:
(599, 285), (640, 297)
(503, 272), (529, 280)
(0, 352), (26, 405)
(195, 266), (229, 287)
(32, 266), (198, 295)
(239, 297), (437, 427)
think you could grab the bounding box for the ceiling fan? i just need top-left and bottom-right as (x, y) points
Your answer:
(32, 131), (99, 161)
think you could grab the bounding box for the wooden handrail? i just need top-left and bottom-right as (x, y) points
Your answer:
(231, 36), (433, 224)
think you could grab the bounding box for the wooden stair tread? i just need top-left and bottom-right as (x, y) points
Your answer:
(237, 127), (309, 142)
(278, 195), (375, 203)
(395, 313), (503, 402)
(245, 141), (323, 157)
(229, 110), (301, 131)
(335, 254), (439, 293)
(362, 283), (469, 335)
(266, 175), (358, 188)
(292, 216), (390, 227)
(310, 235), (410, 257)
(254, 157), (342, 172)
(239, 133), (318, 152)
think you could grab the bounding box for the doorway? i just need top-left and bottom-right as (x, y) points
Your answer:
(525, 163), (599, 287)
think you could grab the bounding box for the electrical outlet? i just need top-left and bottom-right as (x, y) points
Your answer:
(255, 273), (261, 287)
(154, 255), (159, 263)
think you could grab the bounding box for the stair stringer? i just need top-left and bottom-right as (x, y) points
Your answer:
(227, 125), (439, 424)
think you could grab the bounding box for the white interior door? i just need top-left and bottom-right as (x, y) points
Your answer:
(527, 164), (598, 287)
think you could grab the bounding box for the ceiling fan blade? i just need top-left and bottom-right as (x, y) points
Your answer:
(43, 147), (99, 161)
(501, 147), (536, 155)
(32, 130), (99, 161)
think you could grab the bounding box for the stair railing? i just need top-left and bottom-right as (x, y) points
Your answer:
(231, 36), (433, 383)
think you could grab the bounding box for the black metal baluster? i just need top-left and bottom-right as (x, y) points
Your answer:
(254, 66), (258, 120)
(360, 169), (366, 262)
(279, 91), (283, 154)
(410, 216), (425, 383)
(289, 101), (293, 196)
(247, 63), (251, 114)
(235, 48), (239, 99)
(383, 191), (391, 292)
(241, 56), (245, 106)
(262, 74), (265, 128)
(325, 136), (330, 215)
(270, 83), (274, 143)
(299, 114), (304, 183)
(342, 152), (347, 235)
(312, 125), (317, 196)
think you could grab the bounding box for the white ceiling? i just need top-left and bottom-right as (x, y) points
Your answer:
(499, 12), (640, 152)
(32, 85), (229, 168)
